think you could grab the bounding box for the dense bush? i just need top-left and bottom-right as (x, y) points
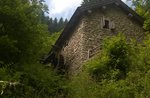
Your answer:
(0, 31), (62, 98)
(68, 33), (150, 98)
(86, 34), (132, 80)
(0, 63), (66, 98)
(0, 0), (65, 97)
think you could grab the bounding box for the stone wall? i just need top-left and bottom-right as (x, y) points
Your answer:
(61, 5), (144, 75)
(82, 5), (144, 61)
(61, 18), (85, 75)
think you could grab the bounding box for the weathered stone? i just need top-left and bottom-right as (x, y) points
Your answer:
(60, 5), (144, 75)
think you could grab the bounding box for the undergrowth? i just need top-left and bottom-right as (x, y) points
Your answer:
(68, 33), (150, 98)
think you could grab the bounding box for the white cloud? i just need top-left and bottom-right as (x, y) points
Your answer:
(46, 0), (128, 19)
(46, 0), (82, 19)
(50, 0), (82, 14)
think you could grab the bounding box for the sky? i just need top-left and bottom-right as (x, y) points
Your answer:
(45, 0), (131, 20)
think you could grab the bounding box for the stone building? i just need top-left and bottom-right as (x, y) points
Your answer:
(43, 0), (144, 75)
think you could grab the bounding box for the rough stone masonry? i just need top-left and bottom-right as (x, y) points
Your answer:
(61, 5), (144, 75)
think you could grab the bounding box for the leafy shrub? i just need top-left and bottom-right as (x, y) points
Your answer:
(68, 33), (150, 98)
(86, 34), (131, 80)
(0, 63), (66, 98)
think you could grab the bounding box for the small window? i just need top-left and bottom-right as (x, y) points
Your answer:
(103, 20), (109, 29)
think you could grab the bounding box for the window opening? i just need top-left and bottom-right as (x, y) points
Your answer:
(103, 20), (109, 29)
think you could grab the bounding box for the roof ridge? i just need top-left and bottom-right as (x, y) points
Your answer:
(81, 0), (119, 7)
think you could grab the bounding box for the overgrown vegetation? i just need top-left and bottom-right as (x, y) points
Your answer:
(68, 33), (150, 98)
(0, 0), (150, 98)
(0, 0), (65, 97)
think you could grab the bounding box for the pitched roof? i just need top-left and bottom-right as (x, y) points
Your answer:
(43, 0), (144, 64)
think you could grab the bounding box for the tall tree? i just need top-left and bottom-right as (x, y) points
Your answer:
(131, 0), (150, 31)
(47, 18), (68, 33)
(0, 0), (65, 97)
(0, 0), (49, 65)
(58, 17), (64, 30)
(53, 17), (58, 32)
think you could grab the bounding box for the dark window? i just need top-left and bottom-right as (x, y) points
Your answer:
(103, 20), (109, 29)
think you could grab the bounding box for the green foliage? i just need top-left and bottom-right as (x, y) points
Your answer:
(0, 0), (50, 64)
(0, 63), (66, 98)
(131, 0), (150, 32)
(0, 36), (19, 64)
(1, 0), (150, 97)
(86, 34), (131, 80)
(68, 33), (150, 98)
(0, 0), (65, 97)
(48, 17), (68, 33)
(49, 32), (61, 46)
